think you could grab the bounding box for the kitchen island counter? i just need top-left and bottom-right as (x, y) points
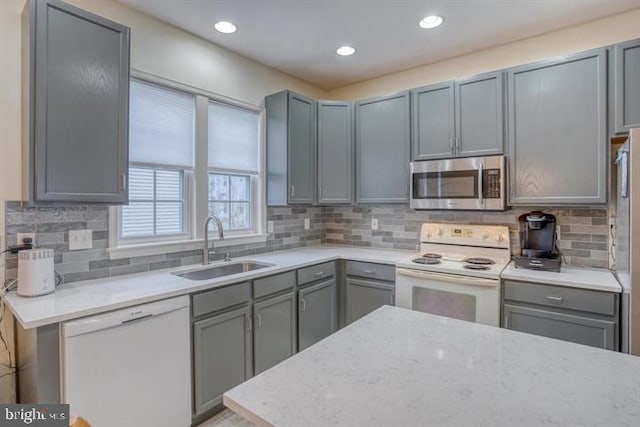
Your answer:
(224, 306), (640, 427)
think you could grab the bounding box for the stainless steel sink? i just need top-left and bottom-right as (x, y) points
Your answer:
(172, 261), (274, 281)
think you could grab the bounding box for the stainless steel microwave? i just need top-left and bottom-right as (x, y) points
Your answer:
(410, 155), (506, 210)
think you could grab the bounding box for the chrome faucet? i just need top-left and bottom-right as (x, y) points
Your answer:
(203, 216), (224, 265)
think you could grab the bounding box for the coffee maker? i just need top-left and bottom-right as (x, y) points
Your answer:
(514, 211), (561, 272)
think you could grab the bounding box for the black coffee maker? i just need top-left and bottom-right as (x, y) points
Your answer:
(514, 211), (561, 272)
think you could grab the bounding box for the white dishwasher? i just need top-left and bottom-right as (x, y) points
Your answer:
(60, 296), (191, 427)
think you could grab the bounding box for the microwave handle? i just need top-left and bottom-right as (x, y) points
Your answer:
(478, 163), (484, 206)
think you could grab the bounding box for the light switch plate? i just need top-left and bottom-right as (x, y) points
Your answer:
(69, 229), (93, 250)
(371, 219), (378, 230)
(304, 218), (310, 230)
(267, 220), (274, 234)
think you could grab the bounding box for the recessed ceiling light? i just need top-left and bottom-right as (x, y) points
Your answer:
(214, 21), (237, 34)
(419, 15), (443, 29)
(336, 46), (356, 56)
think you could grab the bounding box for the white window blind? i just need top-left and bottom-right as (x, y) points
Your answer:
(130, 79), (195, 168)
(208, 101), (259, 173)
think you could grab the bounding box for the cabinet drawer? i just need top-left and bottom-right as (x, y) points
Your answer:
(503, 280), (617, 316)
(297, 262), (335, 285)
(253, 271), (296, 299)
(346, 261), (395, 282)
(192, 282), (251, 318)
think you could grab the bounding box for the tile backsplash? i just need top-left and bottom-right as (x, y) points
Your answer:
(4, 202), (610, 284)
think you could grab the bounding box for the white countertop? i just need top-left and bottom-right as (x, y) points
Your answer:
(4, 246), (412, 329)
(224, 306), (640, 427)
(501, 261), (622, 293)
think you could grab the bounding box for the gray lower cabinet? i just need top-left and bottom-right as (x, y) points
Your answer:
(192, 306), (252, 418)
(345, 278), (395, 325)
(507, 48), (608, 205)
(355, 92), (411, 203)
(614, 39), (640, 134)
(503, 304), (616, 350)
(265, 90), (316, 205)
(253, 291), (297, 374)
(23, 0), (130, 203)
(298, 278), (336, 351)
(502, 280), (619, 351)
(317, 101), (354, 204)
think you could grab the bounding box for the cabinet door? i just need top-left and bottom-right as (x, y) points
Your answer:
(318, 101), (353, 204)
(254, 292), (296, 374)
(298, 279), (336, 351)
(346, 278), (395, 325)
(355, 93), (410, 203)
(507, 49), (607, 205)
(411, 82), (455, 160)
(455, 71), (504, 157)
(193, 306), (252, 417)
(287, 93), (316, 204)
(614, 39), (640, 134)
(33, 0), (129, 203)
(503, 304), (617, 351)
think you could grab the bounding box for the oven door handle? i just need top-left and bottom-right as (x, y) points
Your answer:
(396, 268), (499, 287)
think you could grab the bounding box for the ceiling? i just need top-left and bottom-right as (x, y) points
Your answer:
(117, 0), (640, 90)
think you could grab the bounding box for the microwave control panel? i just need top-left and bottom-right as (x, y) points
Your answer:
(483, 169), (502, 199)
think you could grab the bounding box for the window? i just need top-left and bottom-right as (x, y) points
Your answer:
(120, 79), (195, 242)
(208, 101), (260, 233)
(112, 75), (264, 254)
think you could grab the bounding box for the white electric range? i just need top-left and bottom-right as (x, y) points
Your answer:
(395, 223), (511, 326)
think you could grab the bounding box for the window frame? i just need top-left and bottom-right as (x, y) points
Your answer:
(109, 71), (266, 256)
(207, 171), (258, 236)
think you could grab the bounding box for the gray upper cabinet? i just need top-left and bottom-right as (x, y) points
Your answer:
(23, 0), (130, 203)
(317, 101), (354, 204)
(411, 72), (503, 161)
(266, 91), (317, 205)
(411, 82), (455, 160)
(507, 48), (608, 205)
(192, 306), (252, 417)
(253, 291), (297, 374)
(614, 39), (640, 134)
(355, 92), (411, 203)
(298, 278), (336, 351)
(455, 72), (504, 157)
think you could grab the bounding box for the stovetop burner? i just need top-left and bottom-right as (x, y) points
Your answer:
(463, 264), (490, 271)
(421, 253), (442, 259)
(412, 257), (442, 265)
(464, 257), (496, 265)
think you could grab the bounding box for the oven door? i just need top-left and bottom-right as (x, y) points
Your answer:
(395, 268), (500, 326)
(410, 156), (505, 210)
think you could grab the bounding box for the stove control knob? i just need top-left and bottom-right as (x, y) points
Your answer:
(437, 228), (444, 237)
(482, 232), (490, 241)
(425, 230), (433, 239)
(497, 234), (505, 243)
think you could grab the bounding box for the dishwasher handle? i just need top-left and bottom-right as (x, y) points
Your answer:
(62, 296), (190, 338)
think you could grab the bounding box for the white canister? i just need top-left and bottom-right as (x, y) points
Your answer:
(17, 249), (56, 297)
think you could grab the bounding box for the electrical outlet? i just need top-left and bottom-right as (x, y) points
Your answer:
(267, 220), (274, 233)
(371, 218), (378, 230)
(69, 229), (93, 250)
(304, 218), (310, 230)
(17, 232), (36, 245)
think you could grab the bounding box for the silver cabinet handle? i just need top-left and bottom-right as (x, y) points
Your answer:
(363, 270), (375, 275)
(313, 271), (324, 277)
(455, 137), (460, 154)
(246, 314), (252, 331)
(120, 173), (127, 190)
(300, 298), (306, 312)
(256, 313), (262, 328)
(545, 295), (564, 303)
(478, 163), (484, 206)
(450, 137), (455, 155)
(289, 186), (295, 197)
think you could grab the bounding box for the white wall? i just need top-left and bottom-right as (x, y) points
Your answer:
(327, 8), (640, 100)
